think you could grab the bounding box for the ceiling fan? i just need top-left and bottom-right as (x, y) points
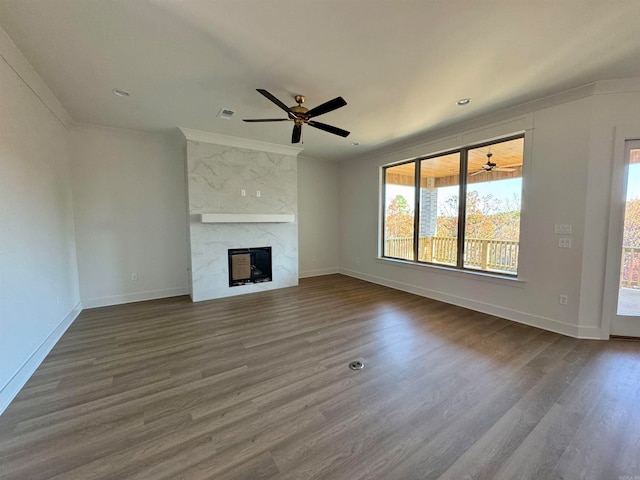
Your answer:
(470, 153), (518, 176)
(243, 89), (350, 144)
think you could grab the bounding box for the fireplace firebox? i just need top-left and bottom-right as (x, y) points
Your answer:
(228, 247), (272, 287)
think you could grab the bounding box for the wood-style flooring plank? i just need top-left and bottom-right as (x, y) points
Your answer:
(1, 274), (640, 480)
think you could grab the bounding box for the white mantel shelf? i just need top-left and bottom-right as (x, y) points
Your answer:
(201, 213), (295, 224)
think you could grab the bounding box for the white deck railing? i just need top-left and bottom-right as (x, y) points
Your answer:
(621, 246), (640, 288)
(386, 239), (640, 284)
(385, 236), (519, 274)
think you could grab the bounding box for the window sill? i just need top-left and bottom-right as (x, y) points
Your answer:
(376, 257), (526, 288)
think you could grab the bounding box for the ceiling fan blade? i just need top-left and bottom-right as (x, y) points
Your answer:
(308, 120), (350, 137)
(497, 163), (523, 168)
(243, 118), (290, 122)
(494, 167), (516, 172)
(292, 124), (302, 144)
(470, 170), (485, 176)
(306, 97), (347, 119)
(256, 89), (292, 114)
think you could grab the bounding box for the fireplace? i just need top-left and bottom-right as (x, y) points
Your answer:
(228, 247), (272, 287)
(182, 130), (299, 301)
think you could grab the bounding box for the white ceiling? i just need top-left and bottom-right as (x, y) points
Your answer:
(1, 0), (640, 160)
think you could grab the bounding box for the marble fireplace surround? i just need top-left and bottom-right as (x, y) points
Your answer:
(180, 129), (302, 301)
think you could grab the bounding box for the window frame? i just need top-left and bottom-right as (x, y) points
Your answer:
(381, 133), (525, 277)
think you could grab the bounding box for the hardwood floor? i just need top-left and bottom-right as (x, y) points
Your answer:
(1, 274), (640, 479)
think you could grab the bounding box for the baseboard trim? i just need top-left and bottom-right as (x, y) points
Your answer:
(299, 267), (339, 279)
(577, 325), (604, 340)
(82, 287), (189, 308)
(339, 268), (603, 340)
(0, 301), (82, 416)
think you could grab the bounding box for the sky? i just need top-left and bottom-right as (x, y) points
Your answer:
(628, 163), (640, 200)
(386, 178), (522, 215)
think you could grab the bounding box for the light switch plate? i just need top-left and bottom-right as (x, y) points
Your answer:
(554, 224), (572, 234)
(559, 238), (572, 248)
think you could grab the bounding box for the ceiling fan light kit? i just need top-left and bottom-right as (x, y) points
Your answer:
(483, 153), (497, 171)
(243, 89), (350, 144)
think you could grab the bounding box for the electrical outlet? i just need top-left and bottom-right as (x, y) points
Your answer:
(256, 190), (261, 198)
(559, 294), (568, 305)
(241, 189), (246, 197)
(131, 273), (138, 281)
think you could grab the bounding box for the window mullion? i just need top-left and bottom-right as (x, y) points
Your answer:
(381, 166), (390, 258)
(457, 149), (468, 269)
(413, 160), (421, 262)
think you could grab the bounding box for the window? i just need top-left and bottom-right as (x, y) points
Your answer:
(382, 135), (524, 276)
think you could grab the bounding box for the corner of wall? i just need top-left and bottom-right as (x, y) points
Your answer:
(0, 302), (82, 415)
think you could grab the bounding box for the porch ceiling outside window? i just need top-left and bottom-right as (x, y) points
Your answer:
(386, 137), (524, 187)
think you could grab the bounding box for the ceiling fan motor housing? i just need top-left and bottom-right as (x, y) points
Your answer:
(290, 105), (309, 118)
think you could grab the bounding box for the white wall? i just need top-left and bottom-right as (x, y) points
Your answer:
(0, 36), (80, 411)
(70, 125), (189, 307)
(298, 156), (340, 277)
(337, 87), (637, 339)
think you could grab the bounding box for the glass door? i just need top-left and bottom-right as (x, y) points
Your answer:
(611, 140), (640, 336)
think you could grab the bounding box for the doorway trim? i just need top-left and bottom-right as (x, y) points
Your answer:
(602, 125), (640, 338)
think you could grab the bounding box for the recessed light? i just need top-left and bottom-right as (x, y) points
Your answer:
(350, 142), (360, 146)
(456, 98), (471, 106)
(112, 89), (131, 98)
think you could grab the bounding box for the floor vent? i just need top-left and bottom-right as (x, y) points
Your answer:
(349, 360), (364, 370)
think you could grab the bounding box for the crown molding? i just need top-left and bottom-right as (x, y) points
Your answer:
(178, 128), (303, 157)
(0, 25), (73, 129)
(593, 78), (640, 95)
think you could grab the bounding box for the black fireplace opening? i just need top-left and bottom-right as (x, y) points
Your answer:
(228, 247), (272, 287)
